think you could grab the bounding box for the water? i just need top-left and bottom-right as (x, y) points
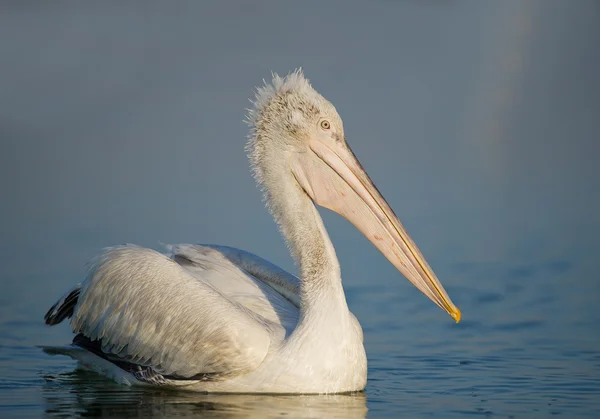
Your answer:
(1, 1), (599, 417)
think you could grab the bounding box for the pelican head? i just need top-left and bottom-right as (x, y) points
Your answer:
(247, 70), (460, 322)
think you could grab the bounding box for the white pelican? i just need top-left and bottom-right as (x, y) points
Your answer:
(44, 70), (461, 394)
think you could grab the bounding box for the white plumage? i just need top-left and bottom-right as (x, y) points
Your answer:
(44, 70), (460, 393)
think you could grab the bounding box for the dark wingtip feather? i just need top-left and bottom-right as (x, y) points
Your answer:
(44, 286), (81, 326)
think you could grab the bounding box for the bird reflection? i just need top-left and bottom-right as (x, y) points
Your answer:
(41, 369), (367, 418)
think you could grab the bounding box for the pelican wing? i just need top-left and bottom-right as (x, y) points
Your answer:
(168, 245), (365, 343)
(168, 244), (301, 332)
(69, 245), (274, 379)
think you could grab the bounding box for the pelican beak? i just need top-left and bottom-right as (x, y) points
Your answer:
(291, 138), (461, 322)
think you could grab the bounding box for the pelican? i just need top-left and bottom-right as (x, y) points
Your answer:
(44, 70), (460, 394)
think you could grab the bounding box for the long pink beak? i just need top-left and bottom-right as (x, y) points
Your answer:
(292, 138), (461, 322)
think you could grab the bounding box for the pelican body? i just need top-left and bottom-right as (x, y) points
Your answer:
(44, 71), (460, 393)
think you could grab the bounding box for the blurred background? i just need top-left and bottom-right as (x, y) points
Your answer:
(1, 1), (599, 417)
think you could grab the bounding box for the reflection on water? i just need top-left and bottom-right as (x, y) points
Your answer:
(41, 370), (367, 419)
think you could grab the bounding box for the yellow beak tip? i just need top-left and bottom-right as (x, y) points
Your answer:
(451, 307), (462, 323)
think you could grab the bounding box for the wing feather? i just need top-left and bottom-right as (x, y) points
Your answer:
(70, 245), (272, 378)
(168, 244), (300, 332)
(44, 285), (81, 325)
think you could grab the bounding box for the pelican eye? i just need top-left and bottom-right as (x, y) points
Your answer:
(320, 120), (331, 130)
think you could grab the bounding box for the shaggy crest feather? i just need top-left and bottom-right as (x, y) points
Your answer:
(246, 69), (314, 188)
(245, 68), (313, 127)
